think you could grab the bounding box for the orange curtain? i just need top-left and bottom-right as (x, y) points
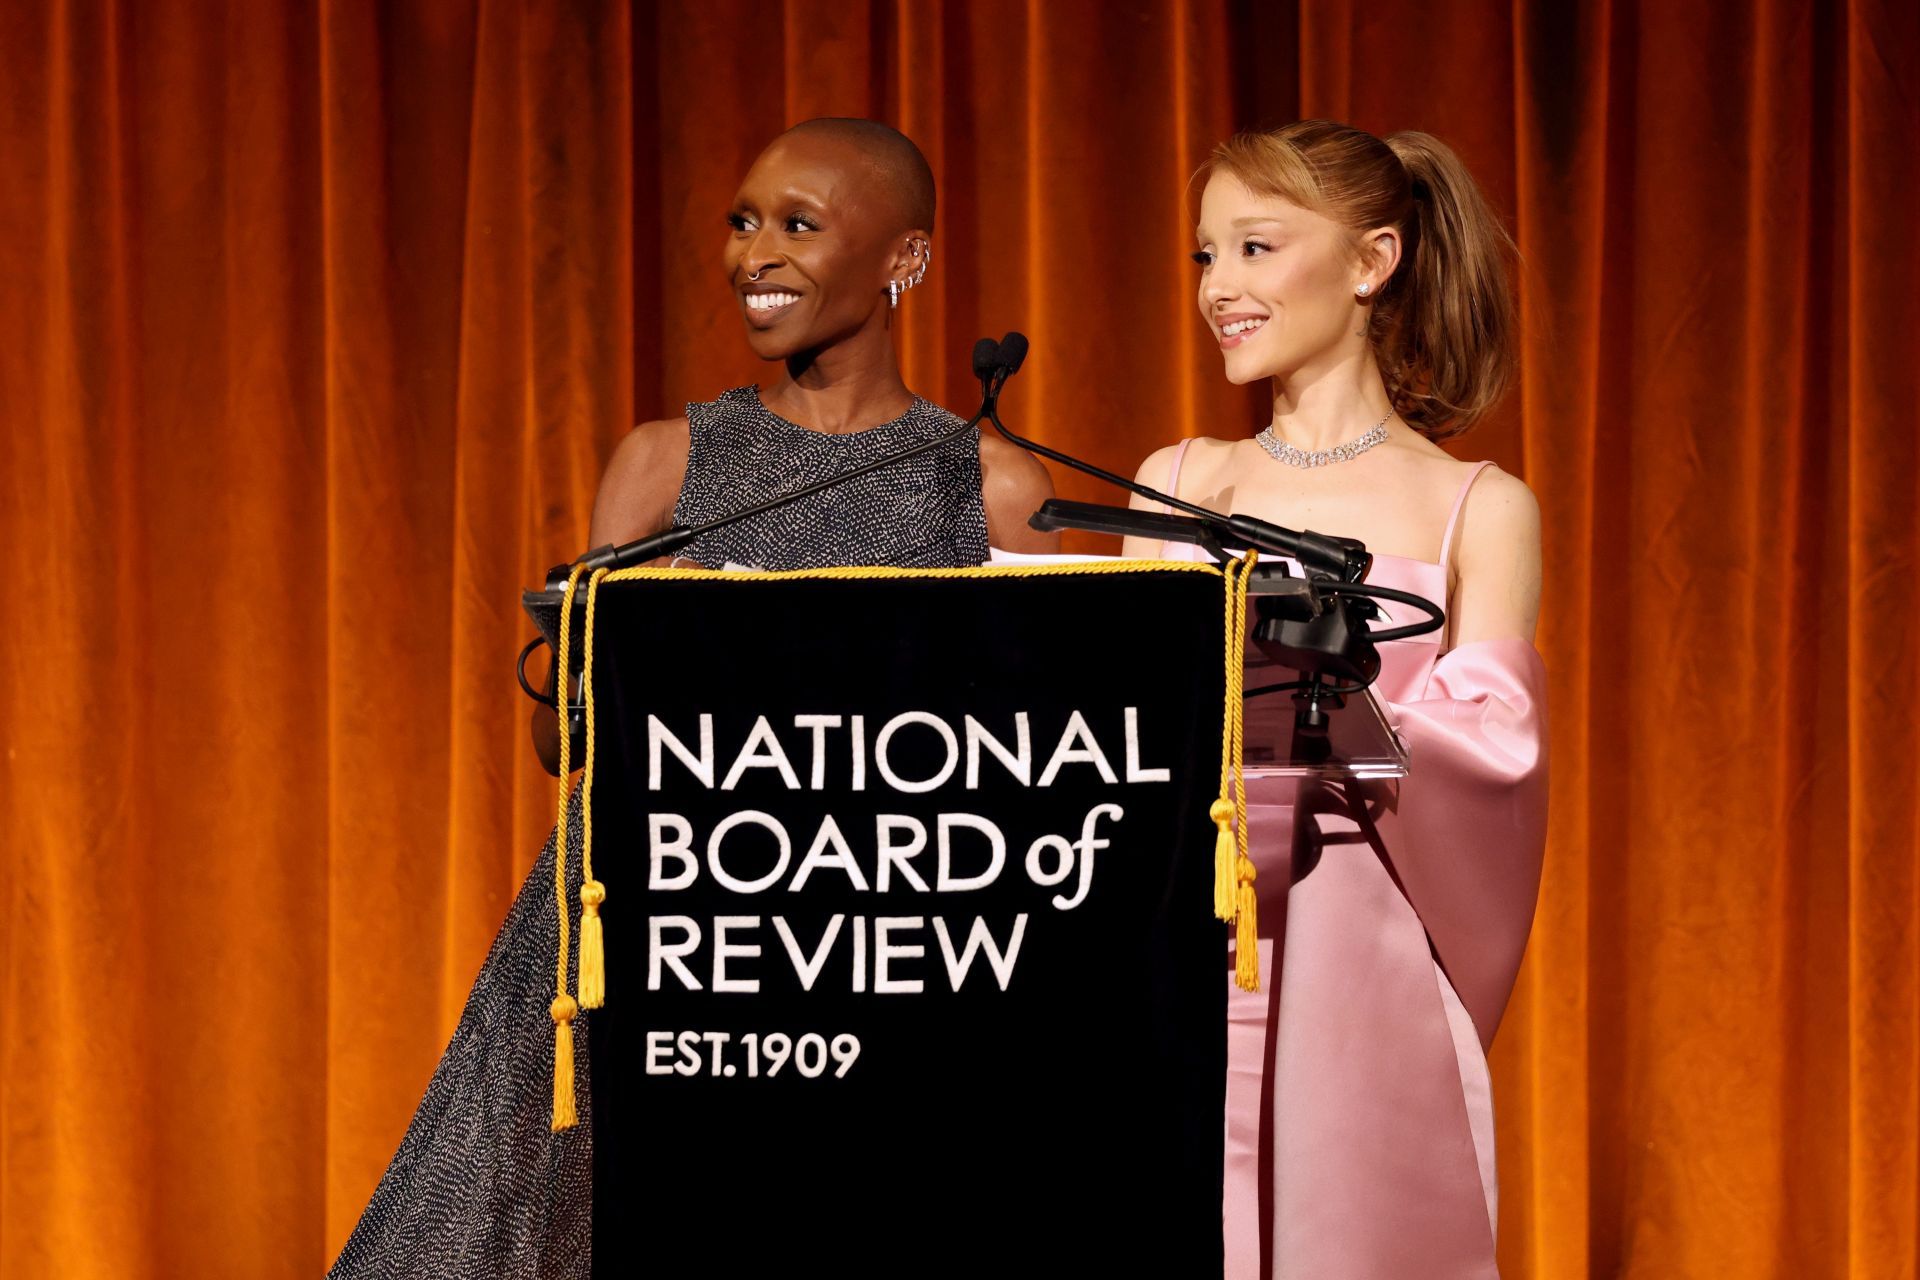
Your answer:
(2, 2), (1915, 1276)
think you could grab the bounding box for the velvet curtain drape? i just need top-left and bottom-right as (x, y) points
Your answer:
(2, 2), (1914, 1276)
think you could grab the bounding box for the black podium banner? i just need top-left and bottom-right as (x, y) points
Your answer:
(579, 565), (1231, 1275)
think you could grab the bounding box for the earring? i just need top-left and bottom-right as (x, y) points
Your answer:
(1355, 282), (1373, 297)
(889, 242), (929, 309)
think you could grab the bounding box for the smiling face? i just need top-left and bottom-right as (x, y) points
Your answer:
(1192, 173), (1384, 386)
(725, 132), (922, 362)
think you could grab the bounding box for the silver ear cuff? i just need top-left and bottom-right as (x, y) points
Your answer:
(889, 241), (932, 308)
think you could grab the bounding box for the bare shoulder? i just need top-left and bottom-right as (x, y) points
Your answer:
(979, 430), (1052, 501)
(588, 416), (692, 548)
(1449, 464), (1542, 645)
(1128, 435), (1236, 509)
(1456, 465), (1541, 552)
(979, 431), (1058, 553)
(1131, 442), (1183, 494)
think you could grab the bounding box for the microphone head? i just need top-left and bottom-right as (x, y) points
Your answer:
(997, 331), (1030, 377)
(972, 337), (1002, 381)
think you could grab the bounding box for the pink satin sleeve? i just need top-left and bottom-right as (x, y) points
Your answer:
(1372, 636), (1550, 1047)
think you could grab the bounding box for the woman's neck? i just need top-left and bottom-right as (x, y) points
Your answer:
(770, 326), (913, 434)
(1266, 354), (1396, 453)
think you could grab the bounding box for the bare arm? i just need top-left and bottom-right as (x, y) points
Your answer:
(587, 417), (692, 549)
(1446, 467), (1543, 649)
(532, 418), (691, 776)
(980, 433), (1059, 554)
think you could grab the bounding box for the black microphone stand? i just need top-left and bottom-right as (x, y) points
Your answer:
(976, 334), (1374, 583)
(970, 332), (1446, 745)
(519, 340), (1022, 734)
(544, 339), (1011, 592)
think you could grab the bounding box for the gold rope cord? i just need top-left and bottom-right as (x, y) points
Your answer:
(1211, 555), (1244, 922)
(576, 569), (609, 1010)
(595, 558), (1224, 587)
(1224, 552), (1259, 992)
(544, 556), (1261, 1115)
(550, 566), (585, 1131)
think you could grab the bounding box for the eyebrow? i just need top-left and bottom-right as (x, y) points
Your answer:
(732, 190), (830, 214)
(1194, 215), (1288, 239)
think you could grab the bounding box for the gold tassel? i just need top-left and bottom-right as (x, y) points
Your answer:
(1211, 798), (1237, 921)
(1234, 855), (1260, 992)
(578, 880), (606, 1009)
(1224, 549), (1260, 990)
(551, 994), (579, 1131)
(549, 569), (585, 1132)
(573, 571), (608, 1012)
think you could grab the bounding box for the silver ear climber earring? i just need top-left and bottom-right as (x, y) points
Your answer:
(1356, 282), (1373, 297)
(889, 242), (931, 309)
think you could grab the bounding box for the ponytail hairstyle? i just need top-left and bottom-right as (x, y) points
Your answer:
(1204, 121), (1516, 439)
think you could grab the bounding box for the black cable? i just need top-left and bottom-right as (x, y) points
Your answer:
(1318, 580), (1447, 642)
(517, 635), (557, 708)
(1243, 680), (1309, 699)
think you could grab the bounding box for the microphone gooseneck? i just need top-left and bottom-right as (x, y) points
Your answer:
(973, 331), (1446, 736)
(528, 342), (1028, 726)
(548, 343), (1028, 592)
(975, 331), (1371, 583)
(549, 379), (1013, 591)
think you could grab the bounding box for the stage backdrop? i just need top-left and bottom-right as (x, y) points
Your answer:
(1, 1), (1915, 1277)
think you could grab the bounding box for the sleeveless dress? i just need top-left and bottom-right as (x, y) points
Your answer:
(329, 387), (990, 1279)
(1157, 440), (1549, 1279)
(671, 385), (989, 571)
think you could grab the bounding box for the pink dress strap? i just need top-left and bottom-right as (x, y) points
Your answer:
(1157, 438), (1197, 558)
(1437, 461), (1498, 569)
(1163, 437), (1195, 507)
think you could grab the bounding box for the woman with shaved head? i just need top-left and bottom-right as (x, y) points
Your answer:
(531, 117), (1056, 773)
(590, 116), (1054, 573)
(331, 120), (1050, 1279)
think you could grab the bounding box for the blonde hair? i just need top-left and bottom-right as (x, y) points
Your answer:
(1205, 121), (1517, 439)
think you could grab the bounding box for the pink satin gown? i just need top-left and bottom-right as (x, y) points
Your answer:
(1158, 442), (1550, 1278)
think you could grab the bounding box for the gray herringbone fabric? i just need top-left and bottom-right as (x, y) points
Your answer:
(328, 800), (592, 1280)
(330, 391), (990, 1277)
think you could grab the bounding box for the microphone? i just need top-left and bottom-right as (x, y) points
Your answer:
(525, 338), (1027, 740)
(971, 332), (1446, 736)
(975, 330), (1371, 582)
(996, 331), (1029, 377)
(546, 341), (1025, 591)
(972, 336), (1001, 382)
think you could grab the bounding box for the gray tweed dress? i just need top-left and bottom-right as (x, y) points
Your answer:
(672, 385), (990, 570)
(327, 386), (989, 1278)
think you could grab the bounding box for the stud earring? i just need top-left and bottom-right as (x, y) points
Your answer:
(1355, 282), (1373, 297)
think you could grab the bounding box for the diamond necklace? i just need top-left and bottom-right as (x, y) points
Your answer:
(1253, 411), (1393, 468)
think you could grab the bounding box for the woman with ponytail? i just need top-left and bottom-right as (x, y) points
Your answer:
(1124, 121), (1547, 1277)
